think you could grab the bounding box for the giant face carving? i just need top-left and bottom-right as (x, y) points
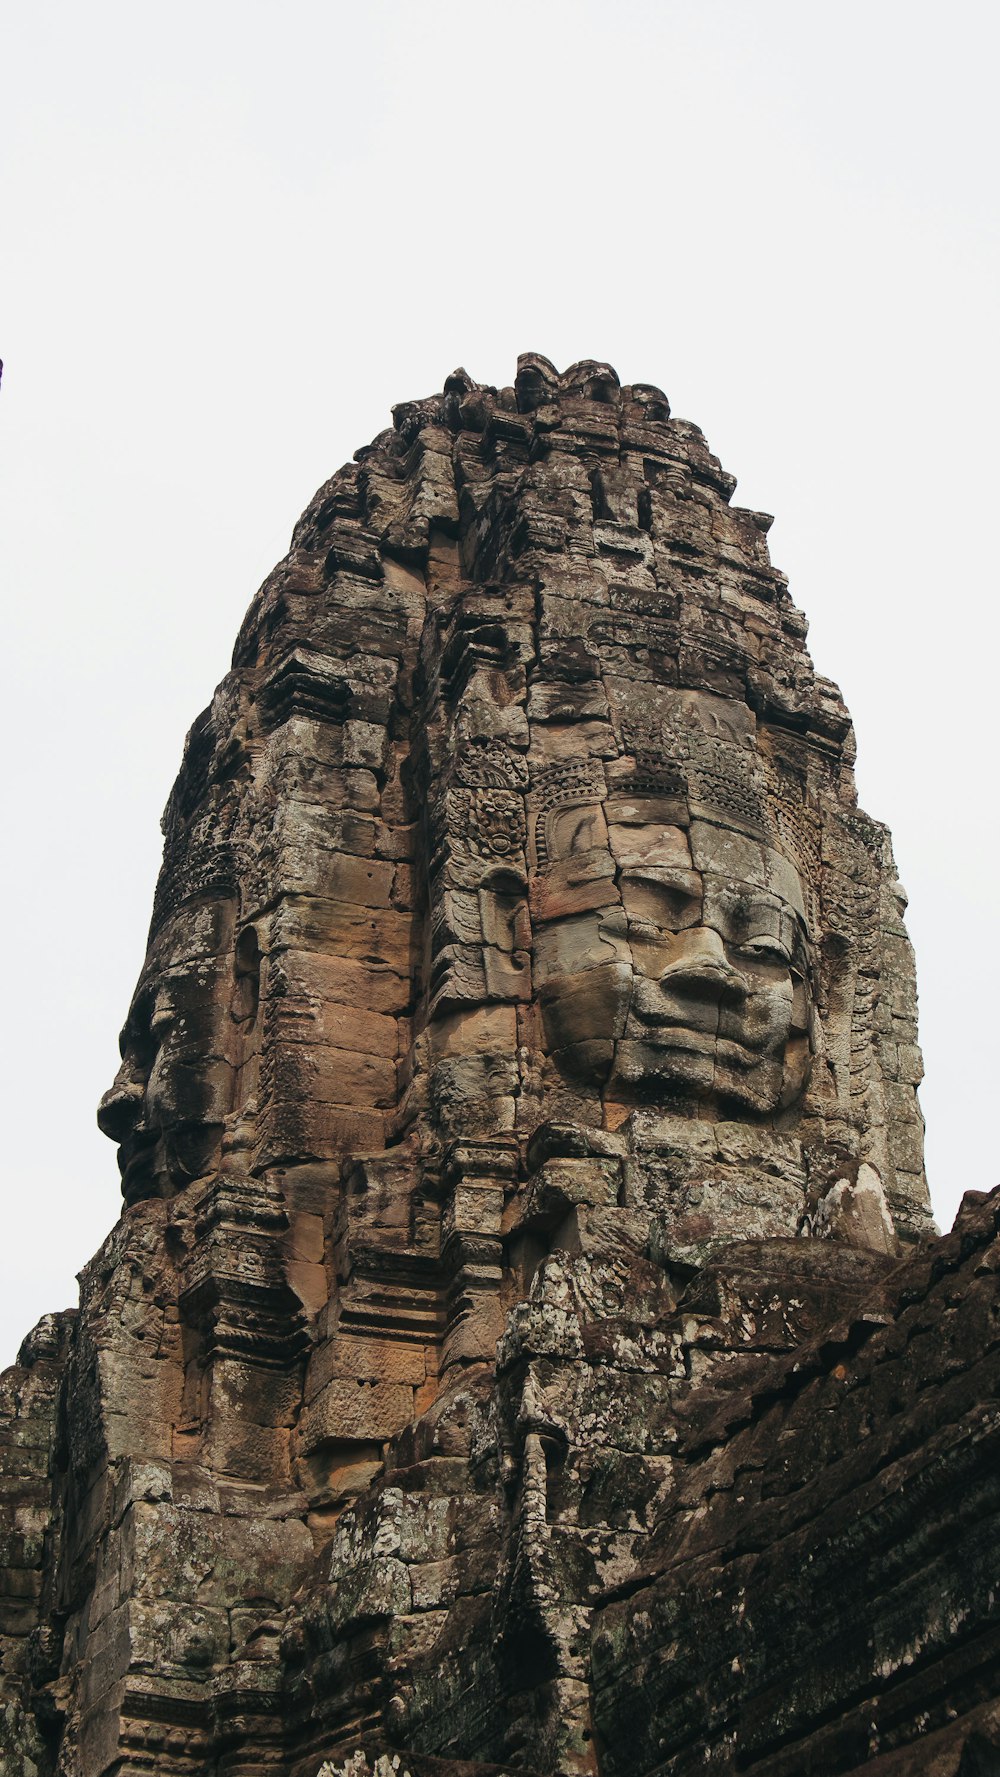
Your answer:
(530, 692), (815, 1117)
(97, 898), (251, 1203)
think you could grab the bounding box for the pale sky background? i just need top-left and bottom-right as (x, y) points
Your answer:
(1, 0), (997, 1368)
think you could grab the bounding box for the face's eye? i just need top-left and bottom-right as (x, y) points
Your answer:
(737, 935), (790, 964)
(622, 872), (703, 936)
(625, 913), (662, 942)
(121, 988), (174, 1073)
(721, 890), (804, 964)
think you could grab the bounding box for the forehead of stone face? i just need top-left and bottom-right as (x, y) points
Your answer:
(691, 826), (808, 926)
(128, 899), (238, 1041)
(147, 898), (236, 973)
(606, 804), (692, 872)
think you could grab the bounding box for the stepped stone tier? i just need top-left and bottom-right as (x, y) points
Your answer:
(2, 356), (998, 1776)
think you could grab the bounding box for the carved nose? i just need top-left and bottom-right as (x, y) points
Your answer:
(97, 1075), (144, 1143)
(659, 927), (739, 990)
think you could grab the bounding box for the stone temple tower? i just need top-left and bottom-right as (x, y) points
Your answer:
(3, 358), (997, 1777)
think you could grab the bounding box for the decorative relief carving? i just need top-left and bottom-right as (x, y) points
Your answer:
(453, 736), (529, 790)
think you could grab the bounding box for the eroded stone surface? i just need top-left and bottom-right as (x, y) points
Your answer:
(2, 357), (991, 1777)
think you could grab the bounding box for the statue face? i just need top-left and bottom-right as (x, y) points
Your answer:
(97, 899), (241, 1203)
(530, 703), (815, 1117)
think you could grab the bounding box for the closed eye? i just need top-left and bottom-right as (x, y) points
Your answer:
(737, 938), (790, 963)
(626, 916), (661, 940)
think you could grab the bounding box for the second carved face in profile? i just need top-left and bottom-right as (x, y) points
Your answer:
(97, 900), (259, 1203)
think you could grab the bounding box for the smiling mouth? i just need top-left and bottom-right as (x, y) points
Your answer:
(623, 1028), (772, 1068)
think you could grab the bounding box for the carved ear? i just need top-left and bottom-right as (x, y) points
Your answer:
(779, 1033), (814, 1110)
(478, 875), (531, 1003)
(546, 801), (610, 863)
(530, 852), (619, 923)
(231, 926), (261, 1025)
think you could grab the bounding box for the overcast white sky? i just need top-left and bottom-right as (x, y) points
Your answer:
(1, 0), (997, 1367)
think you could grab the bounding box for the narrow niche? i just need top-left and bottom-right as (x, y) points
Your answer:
(231, 926), (261, 1027)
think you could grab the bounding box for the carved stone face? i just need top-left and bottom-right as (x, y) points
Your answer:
(97, 899), (242, 1203)
(530, 697), (815, 1116)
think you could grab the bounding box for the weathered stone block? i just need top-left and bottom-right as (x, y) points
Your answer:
(300, 1379), (414, 1449)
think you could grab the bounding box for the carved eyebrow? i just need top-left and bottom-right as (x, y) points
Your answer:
(705, 877), (807, 925)
(622, 867), (701, 895)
